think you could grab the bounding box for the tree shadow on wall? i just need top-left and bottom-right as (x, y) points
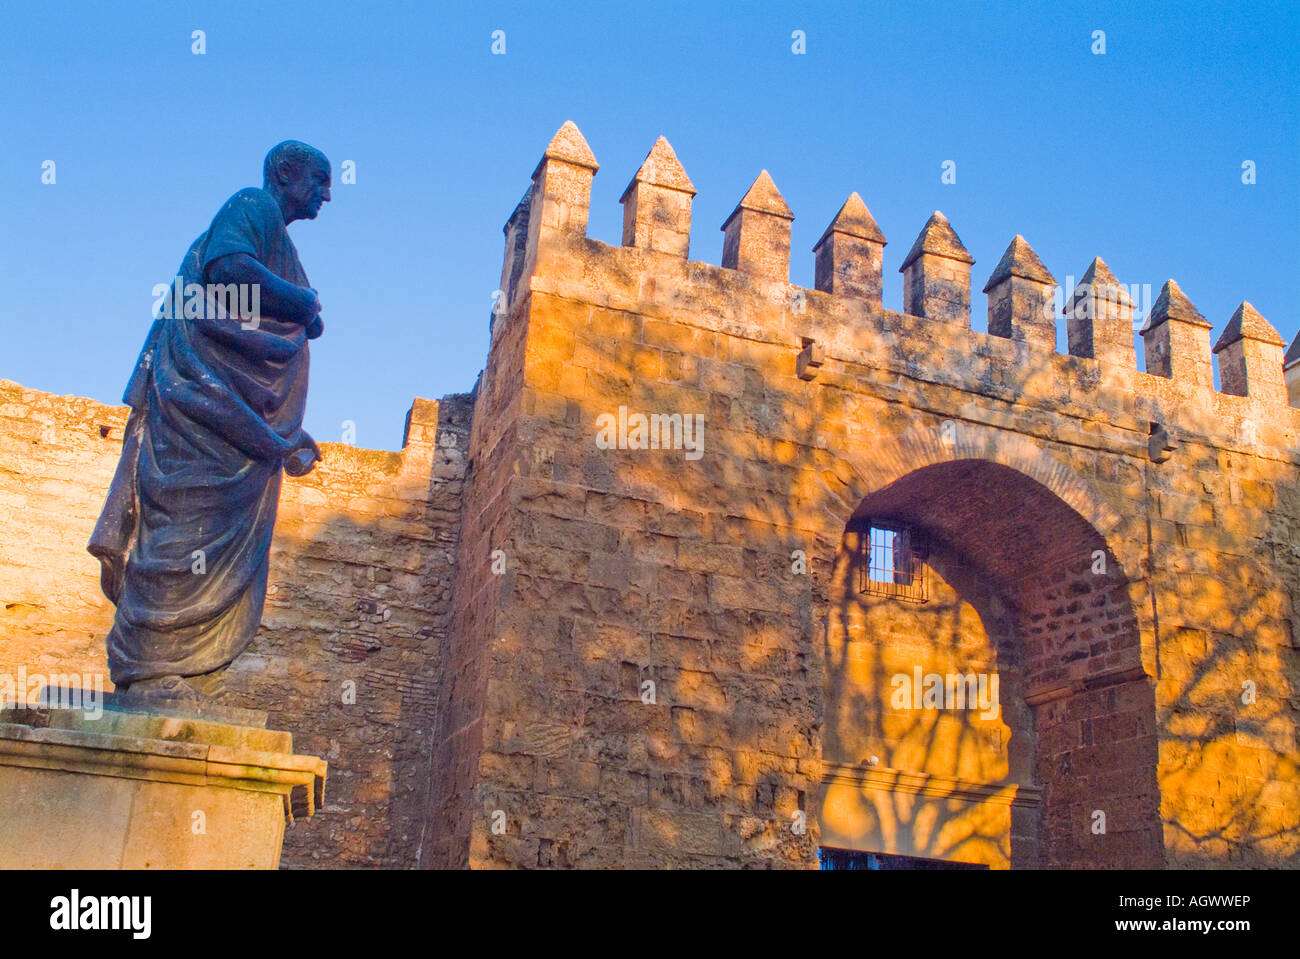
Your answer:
(821, 531), (1034, 869)
(1148, 477), (1300, 868)
(508, 290), (1298, 870)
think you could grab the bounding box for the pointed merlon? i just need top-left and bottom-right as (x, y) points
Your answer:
(1140, 279), (1210, 332)
(814, 192), (886, 249)
(722, 170), (793, 228)
(535, 120), (599, 176)
(981, 235), (1055, 293)
(899, 211), (974, 271)
(1067, 256), (1134, 310)
(1213, 301), (1286, 351)
(720, 170), (794, 279)
(1140, 279), (1213, 386)
(619, 136), (694, 202)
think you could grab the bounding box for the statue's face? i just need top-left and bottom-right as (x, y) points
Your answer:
(278, 155), (332, 221)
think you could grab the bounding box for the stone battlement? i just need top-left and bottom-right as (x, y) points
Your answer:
(495, 122), (1299, 463)
(439, 122), (1300, 870)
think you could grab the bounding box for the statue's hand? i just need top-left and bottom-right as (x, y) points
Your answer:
(305, 315), (324, 339)
(284, 433), (322, 477)
(296, 286), (323, 324)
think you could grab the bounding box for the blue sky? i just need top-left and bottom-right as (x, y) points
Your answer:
(2, 0), (1297, 450)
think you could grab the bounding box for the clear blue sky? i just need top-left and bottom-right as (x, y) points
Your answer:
(2, 0), (1297, 450)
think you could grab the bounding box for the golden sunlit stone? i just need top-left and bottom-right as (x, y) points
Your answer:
(1, 122), (1296, 869)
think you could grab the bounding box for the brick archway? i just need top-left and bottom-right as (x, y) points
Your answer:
(817, 423), (1126, 547)
(814, 431), (1163, 868)
(812, 421), (1156, 678)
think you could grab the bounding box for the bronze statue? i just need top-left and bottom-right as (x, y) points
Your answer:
(89, 141), (331, 706)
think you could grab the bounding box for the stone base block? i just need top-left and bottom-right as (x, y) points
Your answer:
(0, 695), (326, 869)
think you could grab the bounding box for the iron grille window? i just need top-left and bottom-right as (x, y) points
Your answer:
(859, 522), (928, 603)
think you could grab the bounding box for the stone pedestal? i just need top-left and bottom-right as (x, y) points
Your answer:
(0, 694), (326, 869)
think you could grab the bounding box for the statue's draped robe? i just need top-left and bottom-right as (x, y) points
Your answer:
(90, 188), (314, 686)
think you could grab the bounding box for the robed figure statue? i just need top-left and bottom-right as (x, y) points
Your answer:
(89, 141), (332, 705)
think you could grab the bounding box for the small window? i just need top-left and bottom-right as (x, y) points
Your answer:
(867, 527), (899, 583)
(859, 521), (928, 603)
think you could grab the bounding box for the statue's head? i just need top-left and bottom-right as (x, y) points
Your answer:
(263, 140), (331, 223)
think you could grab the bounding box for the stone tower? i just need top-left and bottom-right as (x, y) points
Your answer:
(420, 122), (1300, 869)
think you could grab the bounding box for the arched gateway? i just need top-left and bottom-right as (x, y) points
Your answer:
(814, 428), (1162, 868)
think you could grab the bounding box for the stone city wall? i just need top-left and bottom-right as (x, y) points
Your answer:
(0, 377), (473, 867)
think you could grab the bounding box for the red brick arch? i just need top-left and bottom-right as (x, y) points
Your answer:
(817, 422), (1124, 546)
(812, 420), (1155, 682)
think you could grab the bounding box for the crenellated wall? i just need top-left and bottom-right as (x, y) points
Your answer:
(443, 121), (1299, 869)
